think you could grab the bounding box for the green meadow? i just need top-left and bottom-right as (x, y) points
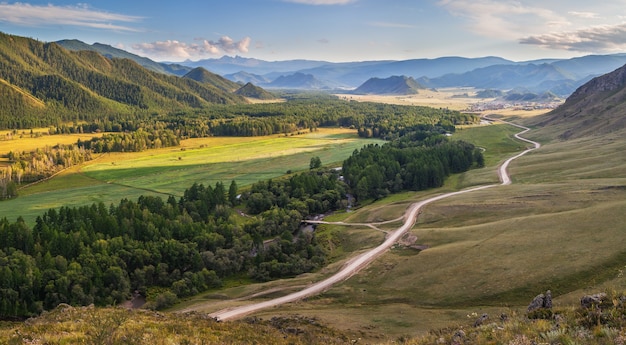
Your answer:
(173, 120), (626, 340)
(2, 128), (384, 225)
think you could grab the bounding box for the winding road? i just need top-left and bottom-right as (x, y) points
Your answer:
(208, 118), (540, 321)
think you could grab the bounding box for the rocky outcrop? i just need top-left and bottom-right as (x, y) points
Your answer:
(473, 313), (488, 327)
(527, 290), (552, 313)
(580, 293), (608, 309)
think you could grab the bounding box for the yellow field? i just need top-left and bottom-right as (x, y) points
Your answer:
(481, 108), (553, 118)
(336, 88), (488, 111)
(0, 130), (103, 155)
(244, 97), (286, 104)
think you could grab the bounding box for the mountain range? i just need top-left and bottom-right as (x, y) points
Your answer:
(0, 32), (272, 127)
(530, 61), (626, 139)
(54, 38), (626, 96)
(184, 54), (626, 96)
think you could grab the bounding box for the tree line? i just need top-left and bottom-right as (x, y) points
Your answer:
(1, 98), (478, 196)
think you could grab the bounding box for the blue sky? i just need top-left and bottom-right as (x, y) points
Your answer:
(1, 0), (626, 62)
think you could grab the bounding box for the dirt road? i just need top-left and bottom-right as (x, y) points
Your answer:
(208, 119), (540, 321)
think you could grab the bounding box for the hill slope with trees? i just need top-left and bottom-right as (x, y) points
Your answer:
(0, 32), (249, 129)
(55, 39), (192, 76)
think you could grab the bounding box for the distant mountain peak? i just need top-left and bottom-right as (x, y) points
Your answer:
(353, 75), (424, 95)
(235, 82), (276, 100)
(266, 72), (330, 89)
(182, 67), (243, 92)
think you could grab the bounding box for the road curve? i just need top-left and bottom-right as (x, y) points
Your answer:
(209, 119), (540, 321)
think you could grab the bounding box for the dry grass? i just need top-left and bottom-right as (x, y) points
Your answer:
(244, 97), (286, 104)
(0, 130), (103, 156)
(0, 304), (350, 345)
(336, 88), (486, 110)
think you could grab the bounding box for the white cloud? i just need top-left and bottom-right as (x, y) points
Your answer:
(282, 0), (355, 5)
(568, 11), (600, 19)
(132, 36), (252, 60)
(437, 0), (568, 39)
(520, 23), (626, 53)
(0, 2), (141, 31)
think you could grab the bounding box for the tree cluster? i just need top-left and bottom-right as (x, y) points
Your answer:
(0, 177), (329, 318)
(1, 145), (92, 196)
(77, 128), (179, 153)
(343, 126), (484, 201)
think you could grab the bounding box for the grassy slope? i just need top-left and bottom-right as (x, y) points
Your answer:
(4, 113), (625, 343)
(0, 305), (351, 345)
(175, 119), (626, 341)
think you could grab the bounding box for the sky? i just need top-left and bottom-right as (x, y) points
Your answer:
(1, 0), (626, 63)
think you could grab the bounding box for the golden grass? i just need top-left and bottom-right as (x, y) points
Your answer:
(83, 127), (358, 168)
(3, 127), (379, 225)
(0, 130), (103, 156)
(483, 108), (552, 118)
(336, 88), (486, 111)
(244, 97), (286, 104)
(0, 305), (350, 345)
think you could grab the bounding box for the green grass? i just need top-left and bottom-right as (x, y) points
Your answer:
(7, 119), (626, 341)
(81, 131), (379, 193)
(1, 129), (383, 225)
(330, 126), (625, 337)
(452, 123), (525, 165)
(180, 121), (626, 340)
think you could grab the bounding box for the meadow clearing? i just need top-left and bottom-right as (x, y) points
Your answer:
(0, 128), (104, 168)
(1, 128), (383, 225)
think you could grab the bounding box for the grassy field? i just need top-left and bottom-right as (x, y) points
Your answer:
(173, 117), (626, 341)
(293, 124), (626, 339)
(1, 128), (383, 224)
(80, 129), (373, 194)
(335, 87), (490, 111)
(5, 110), (625, 341)
(0, 129), (103, 167)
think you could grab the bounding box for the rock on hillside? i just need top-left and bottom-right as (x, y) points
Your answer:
(530, 63), (626, 139)
(353, 75), (424, 95)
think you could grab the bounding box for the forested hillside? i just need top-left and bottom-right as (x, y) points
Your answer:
(0, 32), (247, 129)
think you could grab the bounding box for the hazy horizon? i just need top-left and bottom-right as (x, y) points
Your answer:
(1, 1), (626, 63)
